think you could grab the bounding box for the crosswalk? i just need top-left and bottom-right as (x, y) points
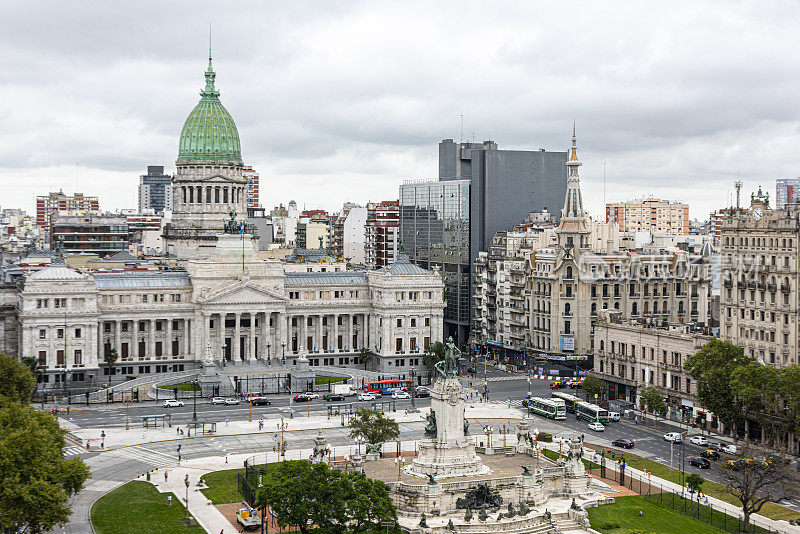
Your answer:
(106, 445), (178, 468)
(63, 444), (86, 457)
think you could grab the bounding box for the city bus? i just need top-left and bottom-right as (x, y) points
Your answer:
(364, 379), (412, 395)
(527, 397), (567, 420)
(551, 391), (581, 413)
(575, 401), (609, 423)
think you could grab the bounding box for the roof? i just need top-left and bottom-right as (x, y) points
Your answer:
(93, 271), (192, 289)
(29, 266), (85, 281)
(378, 255), (430, 275)
(285, 249), (339, 263)
(285, 272), (367, 286)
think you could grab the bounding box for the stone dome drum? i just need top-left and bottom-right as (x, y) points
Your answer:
(177, 59), (242, 166)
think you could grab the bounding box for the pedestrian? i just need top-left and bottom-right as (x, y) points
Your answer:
(164, 471), (168, 482)
(177, 428), (180, 436)
(167, 495), (172, 506)
(225, 418), (229, 427)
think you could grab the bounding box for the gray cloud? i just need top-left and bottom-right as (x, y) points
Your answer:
(1, 1), (799, 219)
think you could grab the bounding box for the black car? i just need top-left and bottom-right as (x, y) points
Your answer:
(323, 393), (345, 402)
(688, 456), (711, 469)
(413, 388), (431, 398)
(250, 397), (271, 406)
(612, 439), (635, 449)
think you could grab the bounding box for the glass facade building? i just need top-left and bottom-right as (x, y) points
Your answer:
(400, 179), (471, 340)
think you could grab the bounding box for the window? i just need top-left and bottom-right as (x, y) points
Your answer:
(39, 329), (46, 339)
(74, 328), (82, 338)
(395, 338), (403, 353)
(57, 328), (64, 339)
(54, 298), (67, 308)
(397, 318), (403, 327)
(410, 318), (417, 327)
(74, 350), (82, 365)
(38, 351), (47, 365)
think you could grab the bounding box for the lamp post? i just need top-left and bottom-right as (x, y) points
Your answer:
(267, 342), (271, 365)
(184, 474), (190, 524)
(281, 341), (286, 365)
(277, 417), (287, 459)
(409, 368), (418, 413)
(192, 377), (198, 423)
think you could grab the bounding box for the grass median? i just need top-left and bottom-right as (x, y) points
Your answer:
(586, 445), (796, 521)
(200, 462), (275, 504)
(315, 376), (348, 385)
(588, 495), (729, 534)
(92, 481), (204, 534)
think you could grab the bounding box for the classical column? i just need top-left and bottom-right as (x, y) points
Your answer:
(249, 312), (256, 361)
(234, 313), (241, 360)
(166, 318), (173, 358)
(115, 320), (122, 357)
(348, 314), (354, 352)
(333, 314), (339, 352)
(132, 319), (139, 359)
(301, 315), (307, 354)
(149, 319), (156, 360)
(318, 315), (324, 353)
(261, 312), (268, 361)
(205, 313), (213, 358)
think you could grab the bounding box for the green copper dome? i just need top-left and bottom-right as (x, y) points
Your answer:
(177, 59), (242, 165)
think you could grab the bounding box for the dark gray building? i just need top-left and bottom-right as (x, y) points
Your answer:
(138, 166), (173, 214)
(401, 139), (567, 345)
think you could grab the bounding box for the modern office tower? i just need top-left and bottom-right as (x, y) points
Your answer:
(364, 200), (399, 269)
(775, 177), (800, 209)
(138, 166), (173, 214)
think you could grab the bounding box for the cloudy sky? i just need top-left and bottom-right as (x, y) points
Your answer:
(2, 1), (798, 221)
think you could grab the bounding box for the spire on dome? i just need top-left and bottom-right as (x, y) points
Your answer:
(561, 125), (585, 221)
(202, 23), (219, 98)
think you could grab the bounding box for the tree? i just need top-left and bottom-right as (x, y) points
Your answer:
(640, 386), (667, 425)
(103, 347), (118, 385)
(263, 460), (395, 534)
(730, 361), (783, 448)
(0, 399), (91, 533)
(779, 365), (800, 456)
(0, 353), (35, 403)
(581, 375), (605, 403)
(349, 408), (400, 448)
(684, 338), (753, 439)
(720, 449), (795, 533)
(685, 473), (704, 505)
(359, 347), (373, 371)
(422, 342), (445, 371)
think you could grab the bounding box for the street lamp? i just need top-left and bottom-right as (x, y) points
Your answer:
(277, 417), (288, 459)
(192, 377), (198, 423)
(409, 368), (418, 413)
(267, 342), (271, 365)
(281, 341), (286, 365)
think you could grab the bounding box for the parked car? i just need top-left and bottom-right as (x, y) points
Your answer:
(608, 412), (621, 422)
(569, 379), (584, 389)
(550, 381), (566, 389)
(249, 397), (271, 406)
(722, 444), (738, 455)
(708, 441), (725, 452)
(689, 436), (709, 446)
(701, 450), (720, 460)
(688, 456), (711, 469)
(612, 438), (635, 449)
(304, 393), (320, 400)
(323, 393), (345, 402)
(358, 392), (378, 401)
(224, 398), (240, 405)
(392, 390), (411, 399)
(467, 366), (476, 373)
(293, 394), (312, 402)
(414, 387), (431, 398)
(163, 399), (184, 408)
(588, 422), (605, 432)
(663, 432), (683, 443)
(211, 397), (226, 405)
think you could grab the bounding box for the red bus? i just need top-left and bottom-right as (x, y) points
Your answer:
(364, 379), (412, 395)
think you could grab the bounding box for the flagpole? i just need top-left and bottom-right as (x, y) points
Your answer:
(240, 221), (245, 274)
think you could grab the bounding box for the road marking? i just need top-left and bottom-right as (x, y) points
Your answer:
(63, 445), (85, 457)
(107, 446), (178, 468)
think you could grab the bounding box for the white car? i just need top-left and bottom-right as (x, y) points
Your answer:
(690, 436), (709, 446)
(304, 393), (320, 400)
(663, 432), (683, 443)
(588, 422), (605, 432)
(722, 444), (738, 455)
(211, 397), (226, 405)
(163, 399), (184, 408)
(392, 390), (411, 399)
(608, 412), (621, 422)
(358, 393), (378, 401)
(224, 398), (240, 405)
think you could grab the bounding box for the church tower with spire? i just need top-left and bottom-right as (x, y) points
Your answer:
(555, 125), (590, 259)
(163, 44), (256, 260)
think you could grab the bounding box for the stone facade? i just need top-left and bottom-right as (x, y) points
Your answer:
(1, 236), (444, 393)
(718, 187), (800, 367)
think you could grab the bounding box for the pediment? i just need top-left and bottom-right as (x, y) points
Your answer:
(199, 174), (245, 184)
(199, 280), (286, 305)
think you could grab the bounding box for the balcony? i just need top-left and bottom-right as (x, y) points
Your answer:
(723, 280), (733, 288)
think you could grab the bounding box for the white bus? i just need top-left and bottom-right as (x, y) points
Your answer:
(575, 401), (609, 423)
(551, 391), (581, 413)
(527, 397), (567, 420)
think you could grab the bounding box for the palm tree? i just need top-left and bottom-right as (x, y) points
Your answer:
(359, 347), (372, 371)
(103, 348), (118, 385)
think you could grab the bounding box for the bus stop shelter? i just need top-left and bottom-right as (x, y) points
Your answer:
(140, 414), (172, 428)
(188, 420), (218, 435)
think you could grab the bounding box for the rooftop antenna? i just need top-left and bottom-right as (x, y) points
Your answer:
(603, 161), (606, 213)
(75, 162), (79, 192)
(209, 21), (212, 62)
(459, 114), (464, 144)
(734, 178), (743, 209)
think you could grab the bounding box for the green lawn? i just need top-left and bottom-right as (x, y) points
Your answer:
(587, 446), (796, 521)
(588, 495), (728, 534)
(91, 481), (204, 534)
(542, 447), (600, 470)
(157, 383), (200, 392)
(200, 462), (274, 504)
(315, 376), (348, 385)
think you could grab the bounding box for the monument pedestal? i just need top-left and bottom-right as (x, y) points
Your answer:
(408, 377), (489, 479)
(289, 351), (316, 393)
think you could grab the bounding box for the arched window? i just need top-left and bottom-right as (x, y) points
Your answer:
(600, 340), (605, 352)
(678, 302), (684, 314)
(591, 303), (597, 316)
(644, 301), (649, 314)
(566, 266), (573, 279)
(564, 303), (571, 316)
(632, 302), (638, 315)
(614, 302), (620, 310)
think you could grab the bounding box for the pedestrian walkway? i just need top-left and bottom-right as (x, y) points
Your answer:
(106, 445), (179, 469)
(63, 444), (85, 457)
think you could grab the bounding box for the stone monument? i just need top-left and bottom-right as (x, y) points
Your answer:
(289, 346), (316, 394)
(408, 337), (489, 479)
